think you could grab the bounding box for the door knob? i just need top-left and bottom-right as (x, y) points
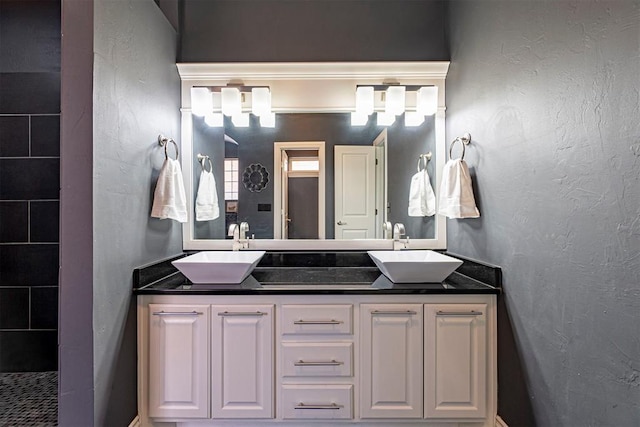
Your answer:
(337, 221), (347, 225)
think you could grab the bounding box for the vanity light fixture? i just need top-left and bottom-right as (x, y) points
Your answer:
(416, 86), (438, 116)
(191, 85), (273, 128)
(351, 112), (369, 126)
(353, 84), (438, 127)
(355, 86), (375, 116)
(404, 111), (425, 127)
(377, 112), (396, 126)
(191, 87), (213, 117)
(251, 87), (271, 117)
(385, 86), (406, 116)
(231, 113), (250, 127)
(221, 87), (242, 117)
(260, 112), (276, 128)
(204, 113), (224, 127)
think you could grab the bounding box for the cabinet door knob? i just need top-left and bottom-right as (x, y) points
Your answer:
(337, 221), (347, 225)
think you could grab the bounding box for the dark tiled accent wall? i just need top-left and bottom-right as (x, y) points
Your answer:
(0, 0), (60, 372)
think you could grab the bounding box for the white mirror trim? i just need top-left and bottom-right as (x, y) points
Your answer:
(178, 62), (449, 250)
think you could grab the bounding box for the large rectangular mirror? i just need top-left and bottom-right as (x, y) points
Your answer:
(178, 62), (449, 250)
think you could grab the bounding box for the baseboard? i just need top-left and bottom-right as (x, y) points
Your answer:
(496, 415), (509, 427)
(128, 415), (141, 427)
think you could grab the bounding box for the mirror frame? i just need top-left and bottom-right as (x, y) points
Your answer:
(177, 62), (450, 250)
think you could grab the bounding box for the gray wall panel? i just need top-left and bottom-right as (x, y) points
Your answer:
(179, 0), (449, 62)
(446, 1), (640, 426)
(92, 0), (182, 425)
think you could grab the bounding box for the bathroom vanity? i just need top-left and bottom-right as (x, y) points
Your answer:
(134, 252), (500, 427)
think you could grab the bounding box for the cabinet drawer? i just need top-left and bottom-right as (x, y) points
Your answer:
(281, 385), (353, 420)
(282, 342), (353, 377)
(281, 305), (352, 335)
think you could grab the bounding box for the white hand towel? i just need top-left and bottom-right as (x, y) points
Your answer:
(438, 158), (480, 218)
(408, 169), (436, 217)
(151, 158), (188, 223)
(195, 169), (220, 221)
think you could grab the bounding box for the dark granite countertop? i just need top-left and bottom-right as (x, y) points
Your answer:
(133, 251), (501, 295)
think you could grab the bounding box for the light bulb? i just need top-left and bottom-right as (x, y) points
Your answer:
(385, 86), (406, 116)
(355, 86), (374, 116)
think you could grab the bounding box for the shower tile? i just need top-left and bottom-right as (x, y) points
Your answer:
(0, 244), (58, 286)
(31, 115), (60, 157)
(31, 287), (58, 330)
(30, 201), (59, 243)
(0, 72), (60, 115)
(0, 158), (60, 200)
(0, 331), (57, 372)
(0, 201), (28, 242)
(0, 115), (29, 157)
(0, 287), (29, 329)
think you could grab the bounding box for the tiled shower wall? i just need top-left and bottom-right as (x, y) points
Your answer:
(0, 0), (60, 372)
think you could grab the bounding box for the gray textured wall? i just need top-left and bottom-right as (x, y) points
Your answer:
(92, 1), (182, 425)
(60, 0), (94, 425)
(179, 0), (448, 62)
(446, 1), (640, 426)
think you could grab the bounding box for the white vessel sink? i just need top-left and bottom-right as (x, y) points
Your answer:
(172, 251), (266, 284)
(367, 250), (463, 283)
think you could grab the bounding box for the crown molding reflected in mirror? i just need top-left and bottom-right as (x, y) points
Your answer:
(178, 62), (449, 251)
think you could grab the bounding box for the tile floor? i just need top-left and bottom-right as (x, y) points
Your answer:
(0, 371), (57, 426)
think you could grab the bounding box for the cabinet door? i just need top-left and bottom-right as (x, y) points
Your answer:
(211, 305), (274, 419)
(424, 304), (487, 419)
(148, 304), (209, 419)
(360, 304), (423, 419)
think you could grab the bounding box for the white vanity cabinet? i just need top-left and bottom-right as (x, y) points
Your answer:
(360, 304), (424, 419)
(138, 294), (496, 427)
(424, 304), (487, 419)
(147, 304), (210, 419)
(211, 304), (274, 419)
(279, 304), (355, 420)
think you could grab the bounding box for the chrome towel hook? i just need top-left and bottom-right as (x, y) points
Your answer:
(449, 133), (471, 160)
(158, 134), (179, 160)
(416, 152), (432, 172)
(197, 153), (213, 173)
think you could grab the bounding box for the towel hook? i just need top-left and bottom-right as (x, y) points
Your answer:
(416, 152), (432, 172)
(197, 153), (213, 173)
(449, 133), (471, 160)
(158, 135), (179, 160)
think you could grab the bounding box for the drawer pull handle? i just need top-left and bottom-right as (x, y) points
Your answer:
(436, 310), (483, 316)
(295, 403), (343, 410)
(294, 360), (343, 366)
(152, 310), (203, 316)
(218, 311), (267, 316)
(371, 310), (417, 315)
(293, 319), (343, 325)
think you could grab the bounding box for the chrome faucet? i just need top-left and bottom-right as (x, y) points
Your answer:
(228, 222), (250, 251)
(392, 223), (409, 250)
(383, 221), (393, 240)
(239, 221), (250, 249)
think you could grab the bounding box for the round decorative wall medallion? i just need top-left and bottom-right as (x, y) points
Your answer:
(242, 163), (269, 192)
